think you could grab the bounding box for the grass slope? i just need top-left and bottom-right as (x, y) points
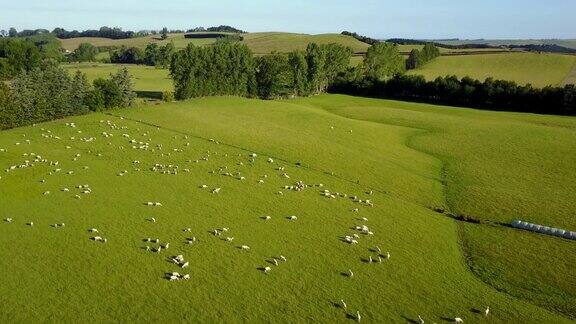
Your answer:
(291, 95), (576, 317)
(1, 96), (573, 322)
(242, 32), (370, 54)
(437, 39), (576, 50)
(60, 33), (218, 51)
(60, 32), (371, 55)
(408, 52), (576, 87)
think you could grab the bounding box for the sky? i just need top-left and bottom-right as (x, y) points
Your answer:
(1, 0), (575, 39)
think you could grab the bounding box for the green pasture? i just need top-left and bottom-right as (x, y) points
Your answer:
(408, 52), (576, 87)
(1, 95), (575, 322)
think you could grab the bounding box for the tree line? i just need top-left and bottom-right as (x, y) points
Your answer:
(0, 35), (63, 78)
(0, 62), (136, 130)
(330, 74), (576, 116)
(169, 42), (358, 100)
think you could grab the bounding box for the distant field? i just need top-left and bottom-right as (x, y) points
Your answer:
(397, 44), (509, 54)
(62, 63), (172, 92)
(408, 52), (576, 87)
(60, 32), (371, 55)
(437, 39), (576, 50)
(60, 33), (219, 51)
(241, 32), (370, 54)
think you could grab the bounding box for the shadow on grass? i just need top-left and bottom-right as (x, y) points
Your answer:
(400, 315), (418, 324)
(136, 91), (163, 100)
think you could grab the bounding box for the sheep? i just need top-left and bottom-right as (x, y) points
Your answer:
(5, 218), (13, 222)
(263, 266), (271, 274)
(226, 237), (234, 242)
(264, 216), (272, 220)
(289, 215), (298, 221)
(92, 236), (102, 241)
(151, 217), (156, 223)
(273, 259), (279, 266)
(88, 228), (98, 233)
(154, 202), (162, 207)
(181, 262), (189, 268)
(368, 256), (373, 263)
(385, 252), (390, 259)
(169, 275), (179, 281)
(279, 255), (287, 262)
(240, 245), (250, 250)
(340, 299), (347, 309)
(183, 274), (190, 280)
(356, 311), (361, 322)
(485, 306), (490, 317)
(154, 238), (160, 243)
(183, 228), (192, 232)
(454, 318), (463, 323)
(145, 246), (150, 251)
(348, 269), (354, 277)
(162, 242), (170, 249)
(375, 246), (381, 252)
(267, 158), (274, 163)
(418, 315), (424, 324)
(361, 217), (368, 222)
(212, 188), (221, 194)
(222, 227), (229, 232)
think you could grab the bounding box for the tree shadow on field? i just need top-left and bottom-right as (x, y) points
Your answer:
(400, 315), (418, 324)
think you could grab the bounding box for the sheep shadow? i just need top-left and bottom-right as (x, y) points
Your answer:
(345, 313), (357, 320)
(259, 216), (270, 220)
(256, 267), (268, 273)
(440, 316), (455, 322)
(470, 308), (481, 314)
(339, 271), (352, 278)
(400, 315), (418, 324)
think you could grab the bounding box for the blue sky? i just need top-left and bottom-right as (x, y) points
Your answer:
(1, 0), (575, 39)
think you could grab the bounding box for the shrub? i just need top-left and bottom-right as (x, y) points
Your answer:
(162, 91), (174, 102)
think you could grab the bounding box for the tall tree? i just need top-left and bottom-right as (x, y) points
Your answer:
(363, 42), (405, 81)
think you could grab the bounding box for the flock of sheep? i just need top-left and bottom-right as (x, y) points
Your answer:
(0, 118), (491, 323)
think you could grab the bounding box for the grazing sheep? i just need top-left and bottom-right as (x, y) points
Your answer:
(183, 274), (190, 280)
(362, 217), (368, 222)
(348, 269), (354, 277)
(241, 245), (250, 250)
(169, 275), (179, 281)
(418, 315), (424, 324)
(212, 188), (221, 194)
(5, 218), (13, 223)
(454, 317), (463, 323)
(88, 228), (98, 233)
(151, 217), (156, 223)
(289, 216), (297, 221)
(385, 252), (390, 259)
(222, 227), (229, 232)
(154, 238), (160, 243)
(264, 216), (272, 220)
(226, 237), (234, 242)
(273, 259), (279, 266)
(375, 246), (381, 252)
(356, 311), (361, 322)
(279, 255), (287, 262)
(368, 256), (373, 263)
(181, 262), (189, 268)
(340, 299), (347, 309)
(485, 306), (490, 317)
(263, 266), (271, 274)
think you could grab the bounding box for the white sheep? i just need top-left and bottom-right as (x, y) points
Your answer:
(212, 188), (221, 194)
(454, 317), (463, 323)
(348, 269), (354, 277)
(263, 266), (271, 274)
(289, 215), (297, 220)
(241, 245), (250, 250)
(340, 299), (347, 309)
(181, 262), (189, 268)
(183, 274), (190, 280)
(485, 306), (490, 317)
(226, 237), (234, 242)
(418, 315), (424, 324)
(169, 275), (179, 281)
(356, 311), (361, 322)
(279, 255), (287, 262)
(88, 228), (98, 233)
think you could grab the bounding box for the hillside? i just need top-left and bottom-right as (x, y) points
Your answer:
(59, 32), (371, 54)
(437, 39), (576, 50)
(407, 52), (576, 87)
(1, 95), (575, 321)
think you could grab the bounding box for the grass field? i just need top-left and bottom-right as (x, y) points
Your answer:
(60, 33), (219, 51)
(408, 52), (576, 87)
(436, 39), (576, 50)
(1, 94), (575, 322)
(62, 63), (172, 93)
(60, 32), (371, 55)
(242, 32), (370, 54)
